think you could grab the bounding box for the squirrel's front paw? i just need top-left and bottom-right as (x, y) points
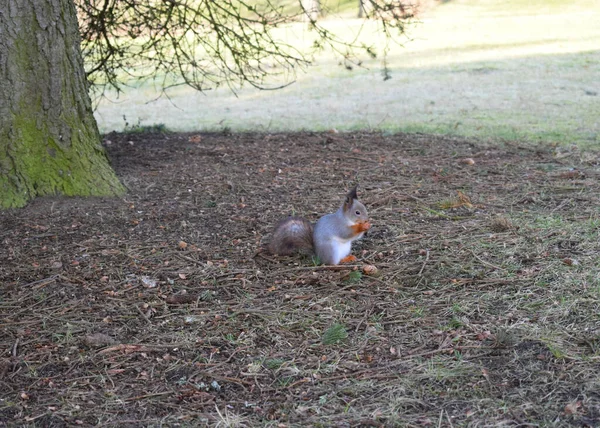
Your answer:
(339, 255), (358, 264)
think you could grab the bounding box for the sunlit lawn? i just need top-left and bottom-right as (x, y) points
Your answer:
(94, 0), (600, 147)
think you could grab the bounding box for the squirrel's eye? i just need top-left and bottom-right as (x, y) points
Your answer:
(355, 210), (361, 215)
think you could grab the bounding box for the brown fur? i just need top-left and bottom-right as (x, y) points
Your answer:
(267, 217), (314, 256)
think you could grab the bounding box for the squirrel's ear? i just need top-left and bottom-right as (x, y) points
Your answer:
(344, 185), (359, 207)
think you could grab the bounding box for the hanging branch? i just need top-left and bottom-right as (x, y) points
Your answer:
(75, 0), (416, 99)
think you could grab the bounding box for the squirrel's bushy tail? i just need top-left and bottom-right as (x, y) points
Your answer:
(267, 217), (314, 256)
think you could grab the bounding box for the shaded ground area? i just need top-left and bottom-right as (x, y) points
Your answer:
(1, 131), (600, 427)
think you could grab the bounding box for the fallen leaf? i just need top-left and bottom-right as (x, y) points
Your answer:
(477, 331), (492, 341)
(564, 401), (582, 415)
(558, 169), (584, 179)
(416, 416), (433, 426)
(101, 249), (121, 256)
(457, 190), (474, 208)
(490, 216), (513, 232)
(141, 276), (158, 287)
(84, 333), (117, 347)
(166, 294), (197, 304)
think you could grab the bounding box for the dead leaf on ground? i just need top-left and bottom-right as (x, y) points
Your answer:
(84, 333), (117, 347)
(165, 294), (197, 304)
(558, 169), (584, 179)
(564, 401), (582, 415)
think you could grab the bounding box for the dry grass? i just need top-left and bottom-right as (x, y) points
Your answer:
(1, 131), (599, 426)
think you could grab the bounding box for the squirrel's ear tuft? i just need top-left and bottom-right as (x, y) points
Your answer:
(344, 185), (359, 206)
(347, 185), (359, 201)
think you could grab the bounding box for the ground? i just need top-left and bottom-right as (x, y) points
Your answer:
(1, 131), (600, 427)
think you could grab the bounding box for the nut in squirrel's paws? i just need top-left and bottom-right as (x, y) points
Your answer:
(351, 221), (371, 235)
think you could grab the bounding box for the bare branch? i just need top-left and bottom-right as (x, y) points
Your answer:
(75, 0), (415, 100)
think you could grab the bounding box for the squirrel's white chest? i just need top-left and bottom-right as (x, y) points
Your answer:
(330, 238), (352, 264)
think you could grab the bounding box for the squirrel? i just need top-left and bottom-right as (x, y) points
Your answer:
(267, 185), (371, 265)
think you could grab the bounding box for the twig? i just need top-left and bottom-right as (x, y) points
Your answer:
(342, 156), (381, 164)
(135, 304), (153, 325)
(267, 264), (359, 277)
(470, 250), (505, 271)
(405, 345), (488, 360)
(12, 338), (19, 357)
(22, 275), (58, 288)
(283, 377), (310, 390)
(194, 371), (253, 388)
(9, 298), (49, 317)
(124, 391), (173, 402)
(445, 410), (455, 428)
(418, 250), (430, 276)
(551, 198), (572, 213)
(97, 344), (155, 355)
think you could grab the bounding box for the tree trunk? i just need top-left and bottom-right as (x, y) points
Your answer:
(0, 0), (124, 208)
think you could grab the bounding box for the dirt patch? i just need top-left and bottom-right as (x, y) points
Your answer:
(1, 131), (600, 426)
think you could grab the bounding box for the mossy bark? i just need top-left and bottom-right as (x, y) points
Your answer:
(0, 0), (124, 208)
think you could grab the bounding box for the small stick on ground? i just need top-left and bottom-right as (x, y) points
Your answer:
(418, 250), (430, 276)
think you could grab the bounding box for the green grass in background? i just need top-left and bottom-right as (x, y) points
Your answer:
(94, 0), (600, 148)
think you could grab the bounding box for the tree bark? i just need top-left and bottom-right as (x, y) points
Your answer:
(0, 0), (124, 208)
